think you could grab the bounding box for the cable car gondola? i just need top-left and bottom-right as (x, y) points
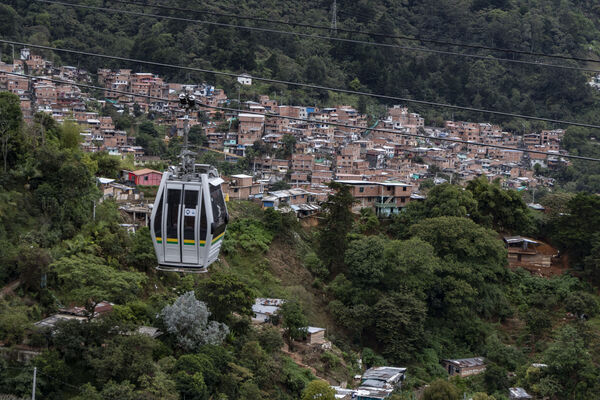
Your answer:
(150, 94), (229, 273)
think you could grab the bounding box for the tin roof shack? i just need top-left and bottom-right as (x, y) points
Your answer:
(252, 298), (285, 324)
(305, 327), (326, 345)
(509, 387), (532, 399)
(504, 236), (554, 268)
(441, 357), (486, 378)
(354, 367), (407, 400)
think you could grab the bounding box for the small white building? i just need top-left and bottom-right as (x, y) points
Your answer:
(509, 387), (532, 400)
(237, 73), (252, 86)
(252, 298), (285, 323)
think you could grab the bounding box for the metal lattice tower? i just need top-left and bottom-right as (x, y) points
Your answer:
(331, 0), (337, 33)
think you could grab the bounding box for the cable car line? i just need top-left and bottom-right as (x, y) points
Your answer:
(106, 0), (600, 65)
(34, 0), (600, 73)
(3, 39), (600, 131)
(7, 71), (600, 162)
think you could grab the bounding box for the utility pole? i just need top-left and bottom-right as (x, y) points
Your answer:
(31, 367), (37, 400)
(330, 0), (337, 33)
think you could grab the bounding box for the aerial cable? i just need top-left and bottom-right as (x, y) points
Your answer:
(107, 0), (600, 65)
(2, 39), (600, 130)
(34, 0), (600, 73)
(7, 71), (600, 162)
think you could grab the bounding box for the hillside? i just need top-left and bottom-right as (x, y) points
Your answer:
(2, 1), (600, 399)
(3, 0), (600, 126)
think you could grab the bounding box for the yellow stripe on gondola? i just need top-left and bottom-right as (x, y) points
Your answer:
(166, 238), (178, 244)
(211, 232), (225, 244)
(156, 237), (162, 243)
(183, 239), (195, 245)
(199, 240), (206, 247)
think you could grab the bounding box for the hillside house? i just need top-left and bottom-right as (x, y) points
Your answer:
(252, 298), (284, 324)
(305, 327), (326, 345)
(225, 174), (263, 200)
(509, 388), (532, 400)
(335, 180), (412, 217)
(442, 357), (486, 377)
(127, 168), (163, 186)
(504, 236), (555, 268)
(335, 366), (407, 400)
(237, 73), (252, 85)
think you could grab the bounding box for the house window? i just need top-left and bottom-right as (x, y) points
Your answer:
(403, 186), (407, 191)
(401, 197), (406, 203)
(144, 176), (149, 181)
(359, 187), (364, 193)
(387, 186), (392, 191)
(234, 188), (239, 193)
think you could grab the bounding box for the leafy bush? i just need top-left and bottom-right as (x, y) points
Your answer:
(222, 219), (273, 254)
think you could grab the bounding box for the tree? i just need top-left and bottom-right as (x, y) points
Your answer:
(564, 291), (599, 318)
(542, 325), (599, 398)
(197, 272), (256, 322)
(301, 380), (335, 400)
(189, 125), (208, 147)
(161, 291), (229, 351)
(280, 301), (308, 350)
(270, 180), (291, 191)
(345, 235), (386, 287)
(318, 182), (357, 275)
(17, 245), (51, 291)
(466, 176), (532, 233)
(0, 92), (23, 172)
(59, 120), (82, 150)
(552, 194), (600, 273)
(280, 134), (296, 159)
(409, 217), (507, 269)
(92, 152), (122, 178)
(483, 363), (509, 393)
(374, 292), (427, 362)
(51, 253), (146, 318)
(126, 226), (157, 272)
(382, 238), (439, 296)
(422, 379), (460, 400)
(88, 334), (157, 385)
(423, 183), (477, 218)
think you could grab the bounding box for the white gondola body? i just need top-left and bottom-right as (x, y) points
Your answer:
(150, 167), (228, 273)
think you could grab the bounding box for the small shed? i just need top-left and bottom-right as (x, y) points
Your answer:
(441, 357), (486, 377)
(509, 387), (532, 399)
(237, 73), (252, 85)
(306, 326), (326, 345)
(252, 298), (285, 324)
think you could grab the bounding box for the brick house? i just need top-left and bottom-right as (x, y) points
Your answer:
(336, 180), (412, 217)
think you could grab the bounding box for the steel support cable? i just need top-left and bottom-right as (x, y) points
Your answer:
(3, 39), (600, 130)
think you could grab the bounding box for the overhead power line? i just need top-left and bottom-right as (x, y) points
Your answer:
(2, 39), (600, 130)
(6, 71), (600, 162)
(34, 0), (600, 73)
(108, 0), (600, 65)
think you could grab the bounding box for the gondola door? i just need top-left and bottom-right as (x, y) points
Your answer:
(163, 183), (183, 264)
(181, 184), (201, 265)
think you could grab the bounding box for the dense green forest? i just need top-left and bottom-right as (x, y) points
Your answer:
(1, 91), (600, 399)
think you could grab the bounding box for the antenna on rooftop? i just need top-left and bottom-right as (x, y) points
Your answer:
(330, 0), (337, 34)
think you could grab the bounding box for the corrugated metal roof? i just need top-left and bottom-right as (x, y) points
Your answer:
(443, 357), (485, 368)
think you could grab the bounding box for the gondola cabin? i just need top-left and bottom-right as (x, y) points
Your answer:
(150, 165), (228, 273)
